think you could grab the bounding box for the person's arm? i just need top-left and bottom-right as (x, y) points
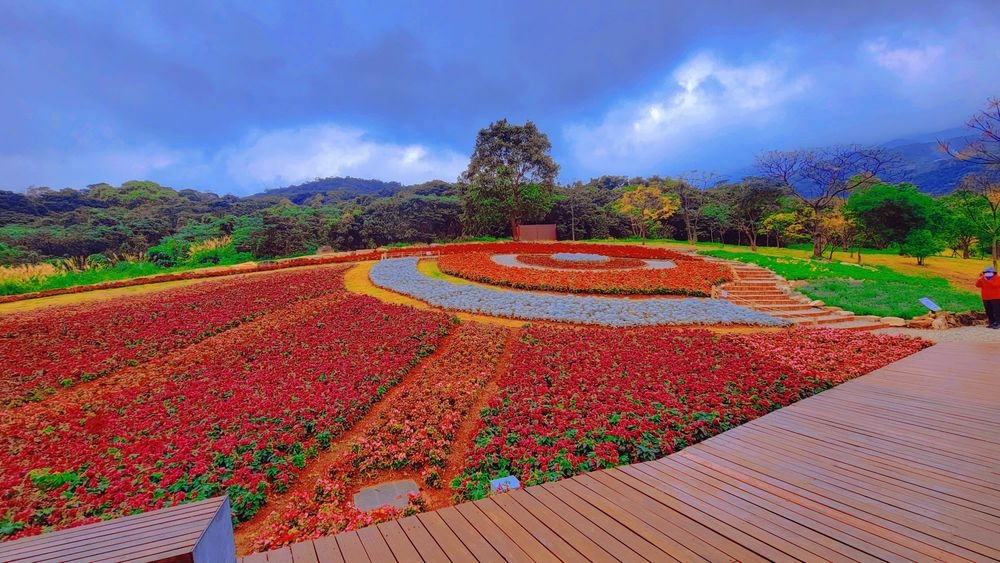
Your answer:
(977, 275), (985, 288)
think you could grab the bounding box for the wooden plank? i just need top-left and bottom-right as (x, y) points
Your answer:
(551, 479), (703, 562)
(430, 507), (504, 562)
(289, 541), (320, 563)
(619, 463), (811, 562)
(354, 526), (396, 562)
(663, 456), (884, 562)
(311, 536), (344, 563)
(265, 546), (294, 563)
(500, 489), (617, 562)
(519, 486), (648, 562)
(396, 516), (449, 562)
(242, 552), (269, 563)
(335, 532), (371, 563)
(683, 445), (963, 562)
(488, 493), (587, 561)
(473, 498), (563, 562)
(377, 520), (422, 562)
(578, 471), (741, 562)
(453, 502), (535, 563)
(415, 510), (488, 563)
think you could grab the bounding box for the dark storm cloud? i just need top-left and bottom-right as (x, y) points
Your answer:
(0, 0), (997, 192)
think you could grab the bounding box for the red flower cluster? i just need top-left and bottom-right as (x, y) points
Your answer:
(0, 287), (451, 541)
(452, 326), (930, 500)
(515, 254), (645, 270)
(250, 322), (509, 552)
(0, 268), (347, 407)
(438, 252), (731, 296)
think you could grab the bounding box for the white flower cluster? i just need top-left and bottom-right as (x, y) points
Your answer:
(370, 258), (788, 327)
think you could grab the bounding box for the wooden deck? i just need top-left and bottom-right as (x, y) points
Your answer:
(243, 341), (1000, 562)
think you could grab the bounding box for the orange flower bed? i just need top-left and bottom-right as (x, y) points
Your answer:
(515, 254), (645, 270)
(438, 252), (731, 296)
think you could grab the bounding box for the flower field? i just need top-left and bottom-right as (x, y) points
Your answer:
(516, 254), (646, 270)
(0, 269), (346, 407)
(438, 251), (729, 295)
(0, 245), (935, 553)
(452, 325), (930, 500)
(0, 276), (451, 541)
(250, 322), (510, 551)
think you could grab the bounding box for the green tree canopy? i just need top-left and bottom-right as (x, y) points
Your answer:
(845, 183), (935, 248)
(459, 119), (560, 239)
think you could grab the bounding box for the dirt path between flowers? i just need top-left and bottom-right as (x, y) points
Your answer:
(232, 328), (463, 554)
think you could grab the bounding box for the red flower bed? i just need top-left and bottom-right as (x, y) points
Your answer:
(452, 326), (930, 500)
(438, 252), (731, 296)
(0, 268), (347, 408)
(0, 290), (451, 542)
(515, 254), (645, 270)
(250, 322), (509, 552)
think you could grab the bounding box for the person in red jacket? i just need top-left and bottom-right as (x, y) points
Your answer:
(976, 266), (1000, 328)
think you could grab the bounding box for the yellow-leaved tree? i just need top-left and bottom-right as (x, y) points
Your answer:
(616, 184), (681, 239)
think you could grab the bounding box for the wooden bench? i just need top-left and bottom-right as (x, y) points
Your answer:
(0, 496), (236, 563)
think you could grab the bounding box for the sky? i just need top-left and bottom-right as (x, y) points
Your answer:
(1, 0), (998, 195)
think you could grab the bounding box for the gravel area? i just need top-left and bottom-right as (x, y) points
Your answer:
(873, 325), (1000, 343)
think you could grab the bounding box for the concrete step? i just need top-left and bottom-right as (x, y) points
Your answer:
(772, 309), (831, 318)
(794, 314), (862, 325)
(801, 319), (887, 330)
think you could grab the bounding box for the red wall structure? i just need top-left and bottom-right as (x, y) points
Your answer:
(514, 224), (557, 241)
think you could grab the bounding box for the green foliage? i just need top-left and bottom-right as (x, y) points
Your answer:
(900, 229), (945, 265)
(28, 468), (85, 492)
(845, 183), (936, 246)
(147, 239), (191, 267)
(460, 119), (560, 237)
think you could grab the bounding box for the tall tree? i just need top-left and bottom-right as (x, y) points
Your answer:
(616, 184), (680, 239)
(723, 179), (785, 252)
(459, 119), (560, 239)
(958, 169), (1000, 268)
(674, 171), (719, 245)
(757, 145), (900, 258)
(845, 183), (935, 249)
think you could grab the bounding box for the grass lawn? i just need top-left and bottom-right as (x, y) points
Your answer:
(700, 248), (983, 318)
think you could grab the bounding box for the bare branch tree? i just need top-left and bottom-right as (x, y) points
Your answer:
(756, 145), (901, 258)
(940, 97), (1000, 167)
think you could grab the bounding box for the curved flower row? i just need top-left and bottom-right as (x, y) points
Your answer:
(370, 258), (785, 326)
(0, 288), (451, 542)
(550, 253), (610, 262)
(511, 254), (647, 271)
(439, 252), (727, 295)
(0, 268), (347, 408)
(452, 326), (931, 500)
(251, 322), (510, 552)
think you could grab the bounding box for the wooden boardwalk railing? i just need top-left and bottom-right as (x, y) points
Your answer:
(244, 341), (1000, 562)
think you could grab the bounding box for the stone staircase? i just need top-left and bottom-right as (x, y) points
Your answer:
(699, 256), (887, 330)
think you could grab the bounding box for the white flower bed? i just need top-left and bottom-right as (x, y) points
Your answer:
(550, 252), (609, 262)
(370, 258), (787, 327)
